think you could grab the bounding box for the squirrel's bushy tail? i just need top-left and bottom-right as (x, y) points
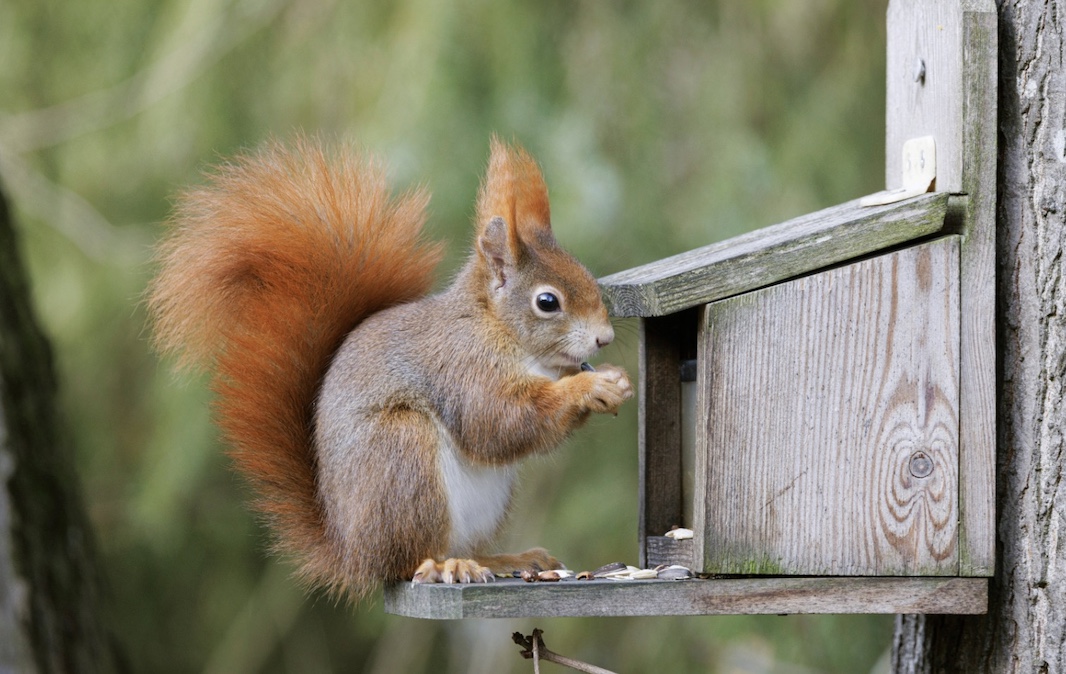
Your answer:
(147, 137), (442, 597)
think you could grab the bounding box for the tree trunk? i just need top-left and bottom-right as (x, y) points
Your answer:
(892, 1), (1066, 671)
(0, 181), (118, 671)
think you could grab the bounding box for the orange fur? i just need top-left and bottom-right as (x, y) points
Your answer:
(476, 136), (555, 255)
(147, 137), (442, 592)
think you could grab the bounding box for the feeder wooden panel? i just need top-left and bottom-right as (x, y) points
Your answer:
(613, 200), (984, 580)
(693, 236), (961, 576)
(385, 576), (985, 620)
(606, 0), (997, 582)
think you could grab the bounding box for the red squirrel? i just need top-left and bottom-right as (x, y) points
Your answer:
(148, 136), (633, 600)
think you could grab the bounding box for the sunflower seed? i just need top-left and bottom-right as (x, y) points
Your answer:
(656, 565), (694, 580)
(628, 568), (659, 580)
(591, 561), (628, 577)
(664, 527), (694, 540)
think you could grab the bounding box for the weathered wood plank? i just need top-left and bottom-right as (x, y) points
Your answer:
(646, 536), (696, 569)
(638, 314), (689, 567)
(955, 5), (996, 578)
(383, 577), (987, 619)
(885, 0), (996, 577)
(599, 193), (950, 318)
(697, 237), (961, 576)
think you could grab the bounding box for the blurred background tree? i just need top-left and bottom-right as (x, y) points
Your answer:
(1, 0), (894, 671)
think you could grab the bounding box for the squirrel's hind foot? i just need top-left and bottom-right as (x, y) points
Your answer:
(410, 548), (563, 584)
(411, 558), (495, 585)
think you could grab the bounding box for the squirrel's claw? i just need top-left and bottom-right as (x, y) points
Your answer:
(411, 558), (443, 584)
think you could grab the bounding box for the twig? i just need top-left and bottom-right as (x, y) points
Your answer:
(512, 629), (618, 674)
(532, 631), (541, 674)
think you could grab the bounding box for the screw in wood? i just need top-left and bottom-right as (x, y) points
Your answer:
(909, 451), (934, 478)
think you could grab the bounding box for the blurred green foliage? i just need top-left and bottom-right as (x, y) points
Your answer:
(2, 0), (893, 671)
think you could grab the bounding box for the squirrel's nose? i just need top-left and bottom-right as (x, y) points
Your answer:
(595, 324), (614, 349)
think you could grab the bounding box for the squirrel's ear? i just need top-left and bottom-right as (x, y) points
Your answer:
(475, 137), (554, 249)
(477, 216), (514, 290)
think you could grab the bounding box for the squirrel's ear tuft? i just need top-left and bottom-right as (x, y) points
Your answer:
(475, 136), (554, 249)
(477, 216), (513, 289)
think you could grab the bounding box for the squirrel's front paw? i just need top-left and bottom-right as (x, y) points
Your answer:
(411, 558), (495, 585)
(582, 364), (633, 415)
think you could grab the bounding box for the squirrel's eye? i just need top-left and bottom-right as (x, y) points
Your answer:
(535, 292), (561, 313)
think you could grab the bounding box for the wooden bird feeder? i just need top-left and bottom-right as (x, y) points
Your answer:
(385, 0), (996, 619)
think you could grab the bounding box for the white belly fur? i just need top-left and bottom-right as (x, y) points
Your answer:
(526, 360), (562, 381)
(436, 422), (516, 556)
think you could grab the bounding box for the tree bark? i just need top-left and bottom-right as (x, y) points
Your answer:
(0, 180), (118, 671)
(892, 1), (1066, 671)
